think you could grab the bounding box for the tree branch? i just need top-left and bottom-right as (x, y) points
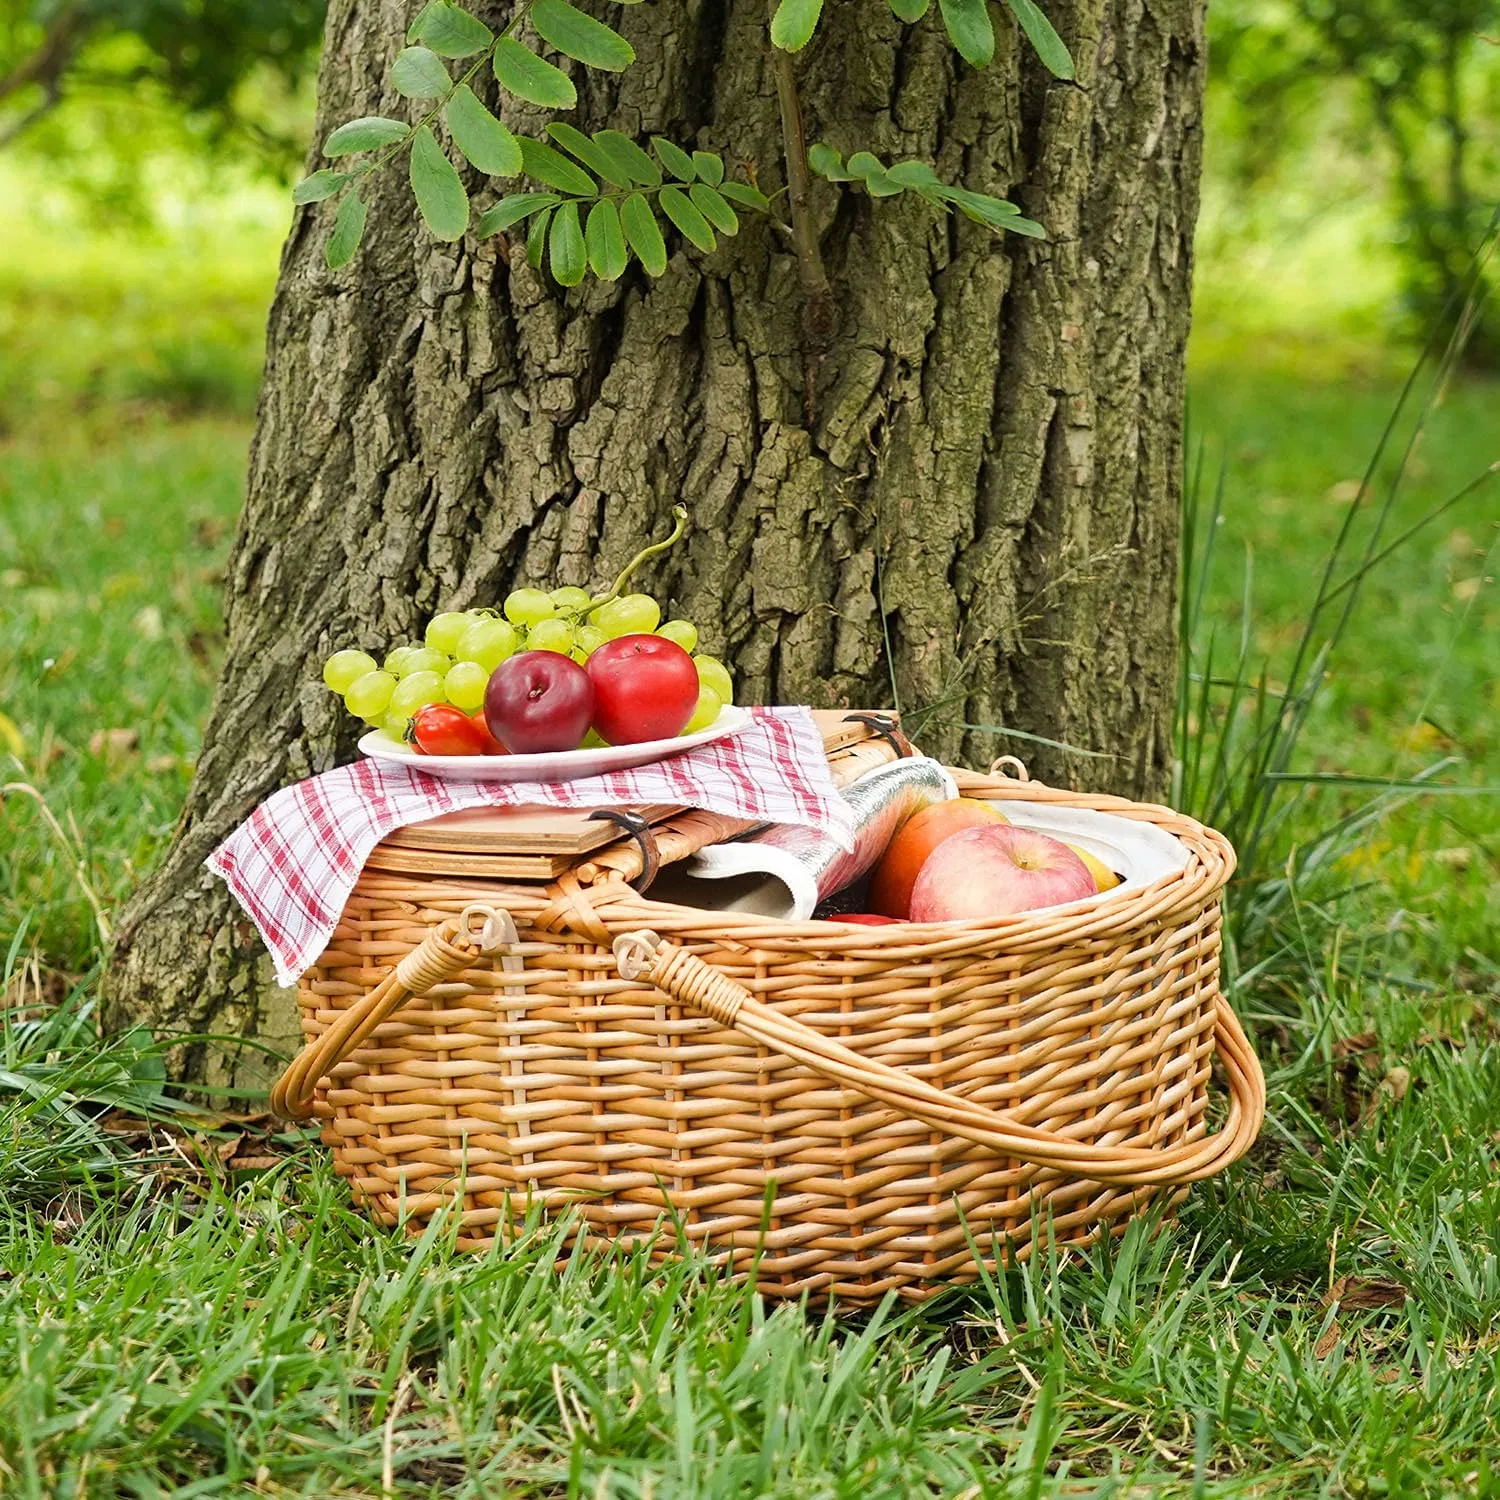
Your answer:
(0, 4), (89, 102)
(0, 4), (90, 148)
(0, 88), (63, 148)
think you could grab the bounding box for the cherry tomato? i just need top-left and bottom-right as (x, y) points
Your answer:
(411, 703), (490, 756)
(838, 913), (903, 926)
(469, 712), (507, 755)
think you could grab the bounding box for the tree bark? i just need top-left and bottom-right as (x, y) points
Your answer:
(103, 0), (1207, 1085)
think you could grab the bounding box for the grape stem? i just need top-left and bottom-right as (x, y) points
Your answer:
(584, 505), (689, 616)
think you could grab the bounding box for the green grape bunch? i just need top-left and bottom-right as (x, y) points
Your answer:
(318, 505), (736, 748)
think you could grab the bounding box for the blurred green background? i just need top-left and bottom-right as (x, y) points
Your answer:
(1, 0), (1497, 971)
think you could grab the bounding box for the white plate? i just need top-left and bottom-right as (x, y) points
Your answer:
(358, 704), (751, 784)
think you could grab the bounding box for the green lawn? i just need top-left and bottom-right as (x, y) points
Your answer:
(2, 184), (1499, 1494)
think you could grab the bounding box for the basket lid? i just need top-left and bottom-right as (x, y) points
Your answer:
(363, 709), (904, 883)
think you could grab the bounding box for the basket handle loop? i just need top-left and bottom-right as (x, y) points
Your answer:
(988, 755), (1030, 781)
(613, 931), (1265, 1188)
(271, 904), (516, 1120)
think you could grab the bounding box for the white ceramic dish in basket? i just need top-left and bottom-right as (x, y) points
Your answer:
(358, 704), (751, 784)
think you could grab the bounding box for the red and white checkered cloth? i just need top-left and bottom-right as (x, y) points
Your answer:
(208, 706), (853, 986)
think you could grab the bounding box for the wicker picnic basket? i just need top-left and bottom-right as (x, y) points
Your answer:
(272, 759), (1265, 1303)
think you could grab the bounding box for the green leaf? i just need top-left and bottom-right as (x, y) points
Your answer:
(407, 2), (441, 42)
(807, 142), (851, 180)
(446, 85), (522, 175)
(547, 123), (631, 188)
(652, 137), (696, 182)
(843, 151), (902, 198)
(294, 169), (351, 204)
(410, 124), (470, 240)
(493, 37), (577, 109)
(770, 0), (823, 51)
(889, 0), (929, 19)
(939, 0), (994, 66)
(518, 136), (598, 196)
(935, 183), (1044, 235)
(326, 188), (368, 268)
(689, 183), (737, 235)
(392, 45), (452, 98)
(718, 180), (771, 210)
(660, 184), (716, 253)
(1005, 0), (1073, 78)
(585, 199), (627, 279)
(938, 184), (1024, 224)
(409, 0), (493, 57)
(526, 206), (553, 268)
(477, 191), (560, 235)
(324, 116), (408, 156)
(692, 151), (724, 187)
(593, 129), (660, 187)
(530, 0), (635, 70)
(620, 192), (667, 275)
(549, 200), (587, 285)
(885, 159), (941, 189)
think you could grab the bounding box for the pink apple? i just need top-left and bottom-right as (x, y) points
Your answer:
(910, 824), (1096, 922)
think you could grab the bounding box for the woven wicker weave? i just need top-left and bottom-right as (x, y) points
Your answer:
(274, 767), (1264, 1302)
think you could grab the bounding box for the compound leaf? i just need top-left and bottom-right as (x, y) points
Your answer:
(585, 197), (627, 278)
(493, 37), (577, 108)
(326, 188), (368, 268)
(660, 183), (716, 252)
(324, 116), (408, 156)
(410, 123), (470, 240)
(446, 85), (522, 175)
(392, 45), (452, 98)
(530, 0), (635, 70)
(620, 191), (666, 274)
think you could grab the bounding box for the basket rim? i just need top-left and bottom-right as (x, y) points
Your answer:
(350, 772), (1235, 958)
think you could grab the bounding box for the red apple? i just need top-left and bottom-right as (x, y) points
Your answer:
(868, 797), (1010, 918)
(586, 634), (699, 745)
(484, 650), (595, 753)
(910, 825), (1096, 923)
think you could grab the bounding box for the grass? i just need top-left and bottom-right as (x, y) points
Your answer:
(3, 165), (1500, 1495)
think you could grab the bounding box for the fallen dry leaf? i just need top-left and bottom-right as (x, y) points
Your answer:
(1325, 1276), (1407, 1310)
(1381, 1066), (1411, 1103)
(88, 727), (140, 761)
(1333, 1031), (1379, 1059)
(215, 1132), (246, 1163)
(1431, 847), (1473, 870)
(1315, 1320), (1341, 1358)
(194, 516), (230, 549)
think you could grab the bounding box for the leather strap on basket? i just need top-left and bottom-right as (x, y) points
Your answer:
(587, 809), (661, 893)
(612, 932), (1266, 1188)
(270, 905), (516, 1120)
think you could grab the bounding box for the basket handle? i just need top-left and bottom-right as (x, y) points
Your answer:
(270, 905), (517, 1120)
(613, 932), (1266, 1187)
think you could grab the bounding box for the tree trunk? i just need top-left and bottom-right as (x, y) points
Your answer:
(103, 0), (1207, 1086)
